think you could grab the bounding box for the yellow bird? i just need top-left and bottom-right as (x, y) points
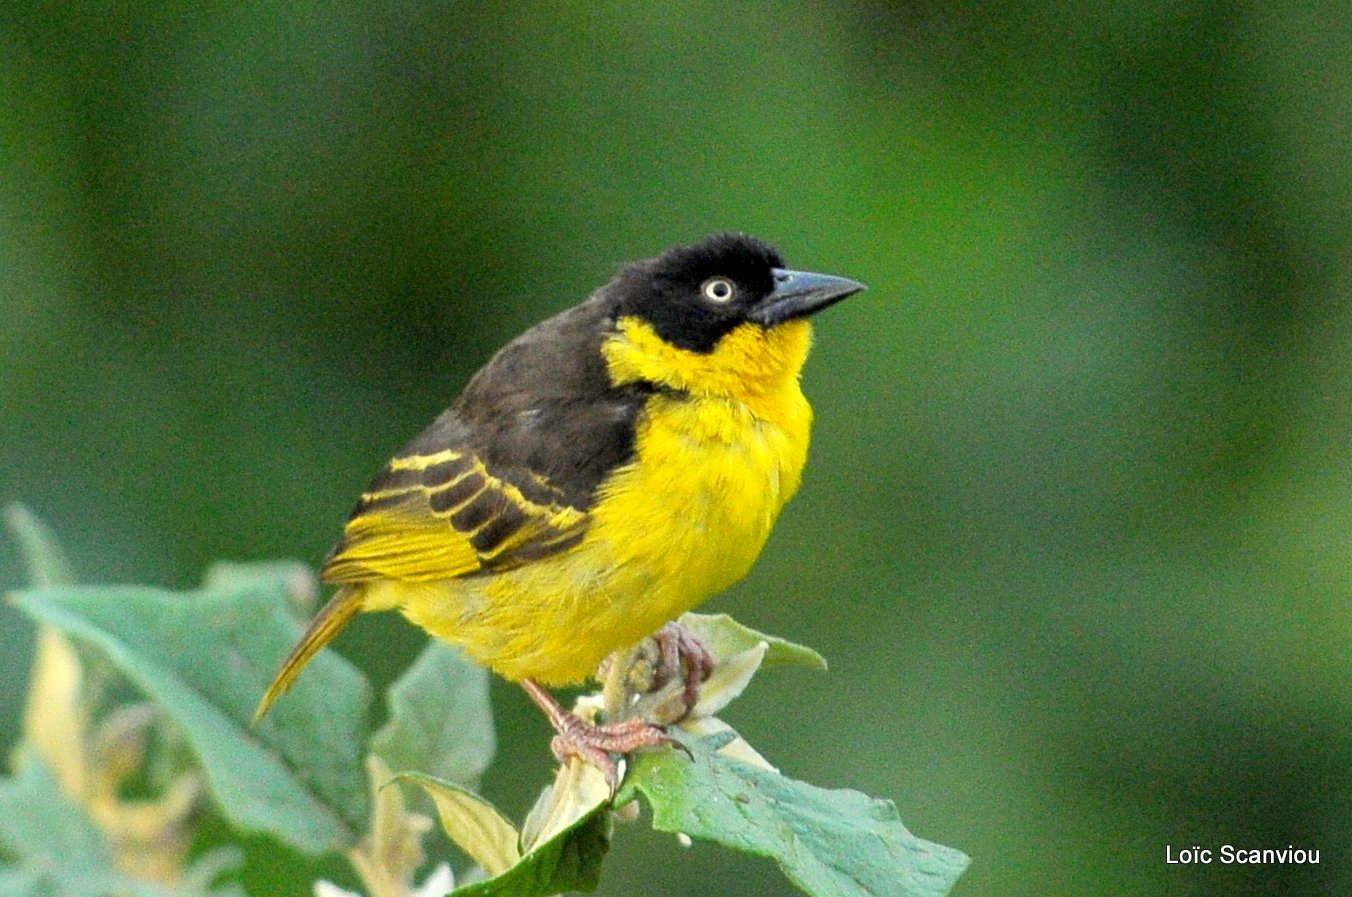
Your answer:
(256, 233), (864, 785)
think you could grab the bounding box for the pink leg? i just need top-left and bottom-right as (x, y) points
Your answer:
(651, 622), (715, 719)
(520, 678), (673, 792)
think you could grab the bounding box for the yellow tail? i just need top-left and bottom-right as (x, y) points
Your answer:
(253, 587), (364, 723)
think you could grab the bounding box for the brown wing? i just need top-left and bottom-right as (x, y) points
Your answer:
(322, 297), (652, 585)
(321, 441), (588, 584)
(259, 296), (650, 721)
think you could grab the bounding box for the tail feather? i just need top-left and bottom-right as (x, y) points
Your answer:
(253, 587), (364, 724)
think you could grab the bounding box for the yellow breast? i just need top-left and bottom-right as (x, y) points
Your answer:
(583, 380), (810, 621)
(396, 318), (816, 685)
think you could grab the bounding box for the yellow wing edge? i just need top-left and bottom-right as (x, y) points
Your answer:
(322, 448), (589, 584)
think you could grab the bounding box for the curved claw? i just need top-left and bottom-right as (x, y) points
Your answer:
(524, 679), (675, 793)
(652, 622), (715, 719)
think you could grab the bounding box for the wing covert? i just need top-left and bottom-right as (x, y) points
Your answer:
(322, 297), (648, 586)
(321, 446), (588, 585)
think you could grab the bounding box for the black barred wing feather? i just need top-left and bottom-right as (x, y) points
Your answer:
(321, 447), (588, 584)
(256, 435), (590, 723)
(322, 297), (649, 585)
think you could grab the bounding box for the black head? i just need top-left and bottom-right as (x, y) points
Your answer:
(608, 233), (865, 353)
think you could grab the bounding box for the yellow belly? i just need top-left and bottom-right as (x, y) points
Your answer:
(389, 386), (811, 685)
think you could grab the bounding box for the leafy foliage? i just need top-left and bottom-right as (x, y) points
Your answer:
(13, 577), (372, 853)
(677, 613), (828, 672)
(372, 644), (494, 793)
(401, 770), (612, 897)
(4, 510), (966, 897)
(3, 504), (74, 587)
(449, 803), (611, 897)
(1, 506), (247, 895)
(621, 733), (969, 897)
(0, 750), (125, 897)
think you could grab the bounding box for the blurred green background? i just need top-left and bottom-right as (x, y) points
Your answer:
(3, 2), (1351, 895)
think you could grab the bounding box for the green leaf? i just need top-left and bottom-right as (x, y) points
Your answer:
(0, 748), (115, 873)
(620, 734), (969, 897)
(372, 642), (494, 791)
(0, 748), (171, 897)
(448, 799), (612, 897)
(518, 759), (611, 855)
(0, 867), (50, 897)
(200, 559), (317, 611)
(402, 766), (613, 897)
(678, 612), (828, 671)
(4, 503), (75, 586)
(10, 570), (373, 855)
(181, 847), (249, 897)
(398, 773), (521, 877)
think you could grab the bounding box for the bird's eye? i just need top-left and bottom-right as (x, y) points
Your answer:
(701, 278), (735, 303)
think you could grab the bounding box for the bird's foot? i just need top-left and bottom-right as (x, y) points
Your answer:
(547, 716), (674, 793)
(522, 678), (675, 793)
(650, 622), (715, 720)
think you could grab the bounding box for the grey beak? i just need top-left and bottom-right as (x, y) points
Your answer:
(748, 268), (867, 326)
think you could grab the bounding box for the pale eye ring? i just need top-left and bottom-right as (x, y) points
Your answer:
(702, 277), (736, 303)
